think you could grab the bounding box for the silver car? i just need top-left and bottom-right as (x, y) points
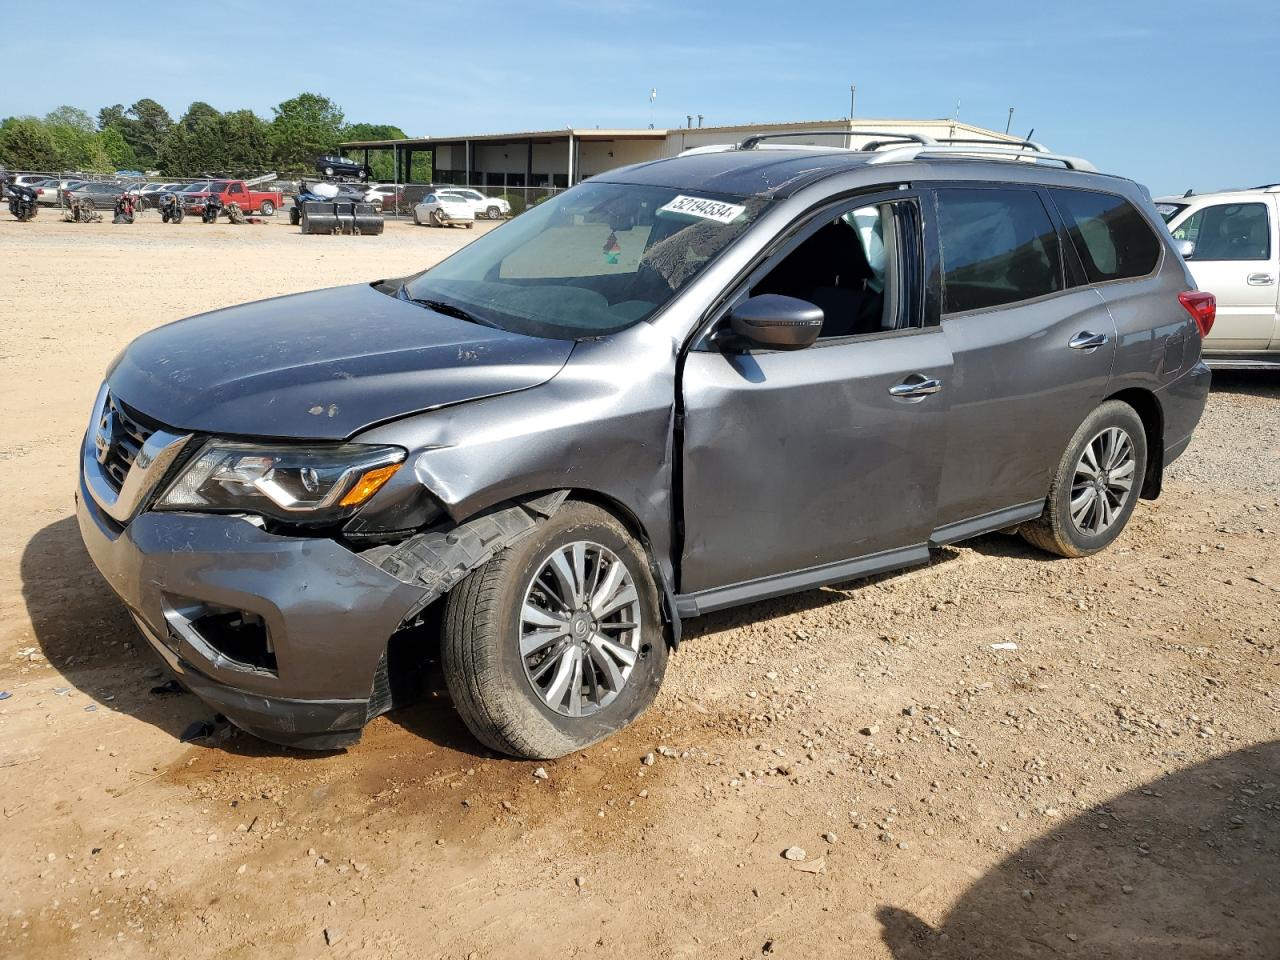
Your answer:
(77, 134), (1211, 758)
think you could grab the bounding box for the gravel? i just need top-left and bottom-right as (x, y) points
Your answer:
(1168, 373), (1280, 492)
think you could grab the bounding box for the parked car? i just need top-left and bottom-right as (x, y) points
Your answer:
(314, 154), (370, 180)
(364, 183), (402, 213)
(412, 191), (475, 228)
(440, 188), (510, 220)
(30, 177), (85, 205)
(76, 136), (1211, 758)
(183, 180), (284, 216)
(134, 182), (184, 210)
(62, 180), (127, 212)
(1156, 185), (1279, 368)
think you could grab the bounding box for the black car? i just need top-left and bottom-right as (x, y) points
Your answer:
(63, 180), (128, 212)
(314, 154), (370, 180)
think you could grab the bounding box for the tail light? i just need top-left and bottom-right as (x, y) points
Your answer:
(1178, 291), (1216, 338)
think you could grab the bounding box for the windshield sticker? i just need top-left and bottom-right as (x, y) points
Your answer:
(603, 231), (622, 264)
(658, 195), (747, 224)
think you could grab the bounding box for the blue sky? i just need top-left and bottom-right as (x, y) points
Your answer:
(4, 0), (1276, 195)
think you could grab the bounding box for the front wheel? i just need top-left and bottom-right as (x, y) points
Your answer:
(431, 209), (445, 227)
(441, 502), (668, 759)
(486, 205), (501, 220)
(1020, 400), (1147, 558)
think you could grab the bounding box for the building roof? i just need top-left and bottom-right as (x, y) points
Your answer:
(339, 118), (1021, 150)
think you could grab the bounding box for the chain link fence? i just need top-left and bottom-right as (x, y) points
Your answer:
(4, 168), (564, 224)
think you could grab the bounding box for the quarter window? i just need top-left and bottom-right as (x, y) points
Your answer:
(1050, 189), (1161, 282)
(936, 188), (1063, 314)
(1171, 202), (1271, 261)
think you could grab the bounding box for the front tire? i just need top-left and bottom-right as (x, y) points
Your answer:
(486, 205), (501, 220)
(441, 502), (668, 759)
(1020, 400), (1147, 558)
(431, 209), (445, 227)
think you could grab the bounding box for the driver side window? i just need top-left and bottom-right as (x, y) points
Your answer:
(751, 199), (918, 339)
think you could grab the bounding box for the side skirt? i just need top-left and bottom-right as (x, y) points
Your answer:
(674, 544), (931, 618)
(928, 499), (1044, 547)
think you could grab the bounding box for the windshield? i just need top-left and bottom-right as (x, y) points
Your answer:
(403, 181), (767, 339)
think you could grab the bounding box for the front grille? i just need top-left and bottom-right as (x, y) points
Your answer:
(98, 396), (158, 491)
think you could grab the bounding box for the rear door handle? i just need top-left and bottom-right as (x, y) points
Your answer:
(1247, 273), (1275, 286)
(888, 376), (943, 399)
(1069, 331), (1110, 350)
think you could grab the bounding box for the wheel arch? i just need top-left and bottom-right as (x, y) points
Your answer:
(457, 487), (683, 648)
(1104, 386), (1164, 500)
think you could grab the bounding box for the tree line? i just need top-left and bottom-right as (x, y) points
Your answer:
(0, 93), (427, 181)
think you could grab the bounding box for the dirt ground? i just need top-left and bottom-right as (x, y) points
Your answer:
(1, 211), (1277, 960)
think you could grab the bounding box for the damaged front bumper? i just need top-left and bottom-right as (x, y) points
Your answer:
(76, 472), (428, 749)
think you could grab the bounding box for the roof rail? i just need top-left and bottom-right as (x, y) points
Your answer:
(738, 129), (936, 151)
(866, 142), (1098, 173)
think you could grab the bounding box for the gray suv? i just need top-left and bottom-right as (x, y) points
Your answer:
(76, 135), (1213, 758)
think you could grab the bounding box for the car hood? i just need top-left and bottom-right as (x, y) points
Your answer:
(107, 283), (574, 441)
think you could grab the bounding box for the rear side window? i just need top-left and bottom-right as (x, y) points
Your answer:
(936, 188), (1063, 314)
(1050, 189), (1161, 282)
(1171, 202), (1271, 261)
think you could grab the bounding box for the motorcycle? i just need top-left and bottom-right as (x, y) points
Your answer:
(6, 183), (38, 222)
(201, 193), (224, 224)
(113, 192), (136, 224)
(158, 191), (185, 224)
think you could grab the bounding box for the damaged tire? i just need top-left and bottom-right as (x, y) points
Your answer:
(442, 502), (667, 759)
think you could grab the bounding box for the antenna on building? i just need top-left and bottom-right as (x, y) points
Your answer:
(849, 84), (857, 120)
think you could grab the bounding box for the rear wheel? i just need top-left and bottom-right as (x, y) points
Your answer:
(259, 200), (275, 216)
(441, 502), (667, 759)
(1020, 400), (1147, 558)
(412, 209), (421, 225)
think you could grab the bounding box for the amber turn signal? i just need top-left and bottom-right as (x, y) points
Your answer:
(339, 463), (401, 507)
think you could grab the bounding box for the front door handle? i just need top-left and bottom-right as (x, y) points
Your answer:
(1069, 331), (1110, 350)
(1247, 273), (1276, 286)
(889, 376), (943, 399)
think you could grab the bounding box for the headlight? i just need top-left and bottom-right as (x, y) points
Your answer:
(155, 441), (404, 525)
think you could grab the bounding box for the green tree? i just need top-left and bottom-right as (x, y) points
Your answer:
(270, 93), (345, 171)
(45, 105), (96, 133)
(98, 104), (127, 131)
(121, 98), (173, 168)
(340, 122), (415, 181)
(99, 126), (138, 170)
(179, 101), (220, 131)
(218, 110), (271, 173)
(0, 117), (59, 171)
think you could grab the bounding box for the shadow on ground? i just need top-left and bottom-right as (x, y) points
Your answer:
(1208, 370), (1280, 400)
(879, 740), (1280, 959)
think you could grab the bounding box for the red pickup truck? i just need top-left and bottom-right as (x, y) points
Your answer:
(184, 180), (284, 216)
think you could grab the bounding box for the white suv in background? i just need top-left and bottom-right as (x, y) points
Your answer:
(1158, 185), (1280, 368)
(441, 188), (510, 220)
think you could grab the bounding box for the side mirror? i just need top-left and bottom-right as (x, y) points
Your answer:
(1176, 239), (1195, 259)
(727, 294), (824, 351)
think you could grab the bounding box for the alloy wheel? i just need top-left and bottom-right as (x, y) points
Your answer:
(519, 541), (643, 717)
(1069, 426), (1136, 536)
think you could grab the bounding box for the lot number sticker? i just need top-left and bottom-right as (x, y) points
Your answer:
(658, 195), (746, 224)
